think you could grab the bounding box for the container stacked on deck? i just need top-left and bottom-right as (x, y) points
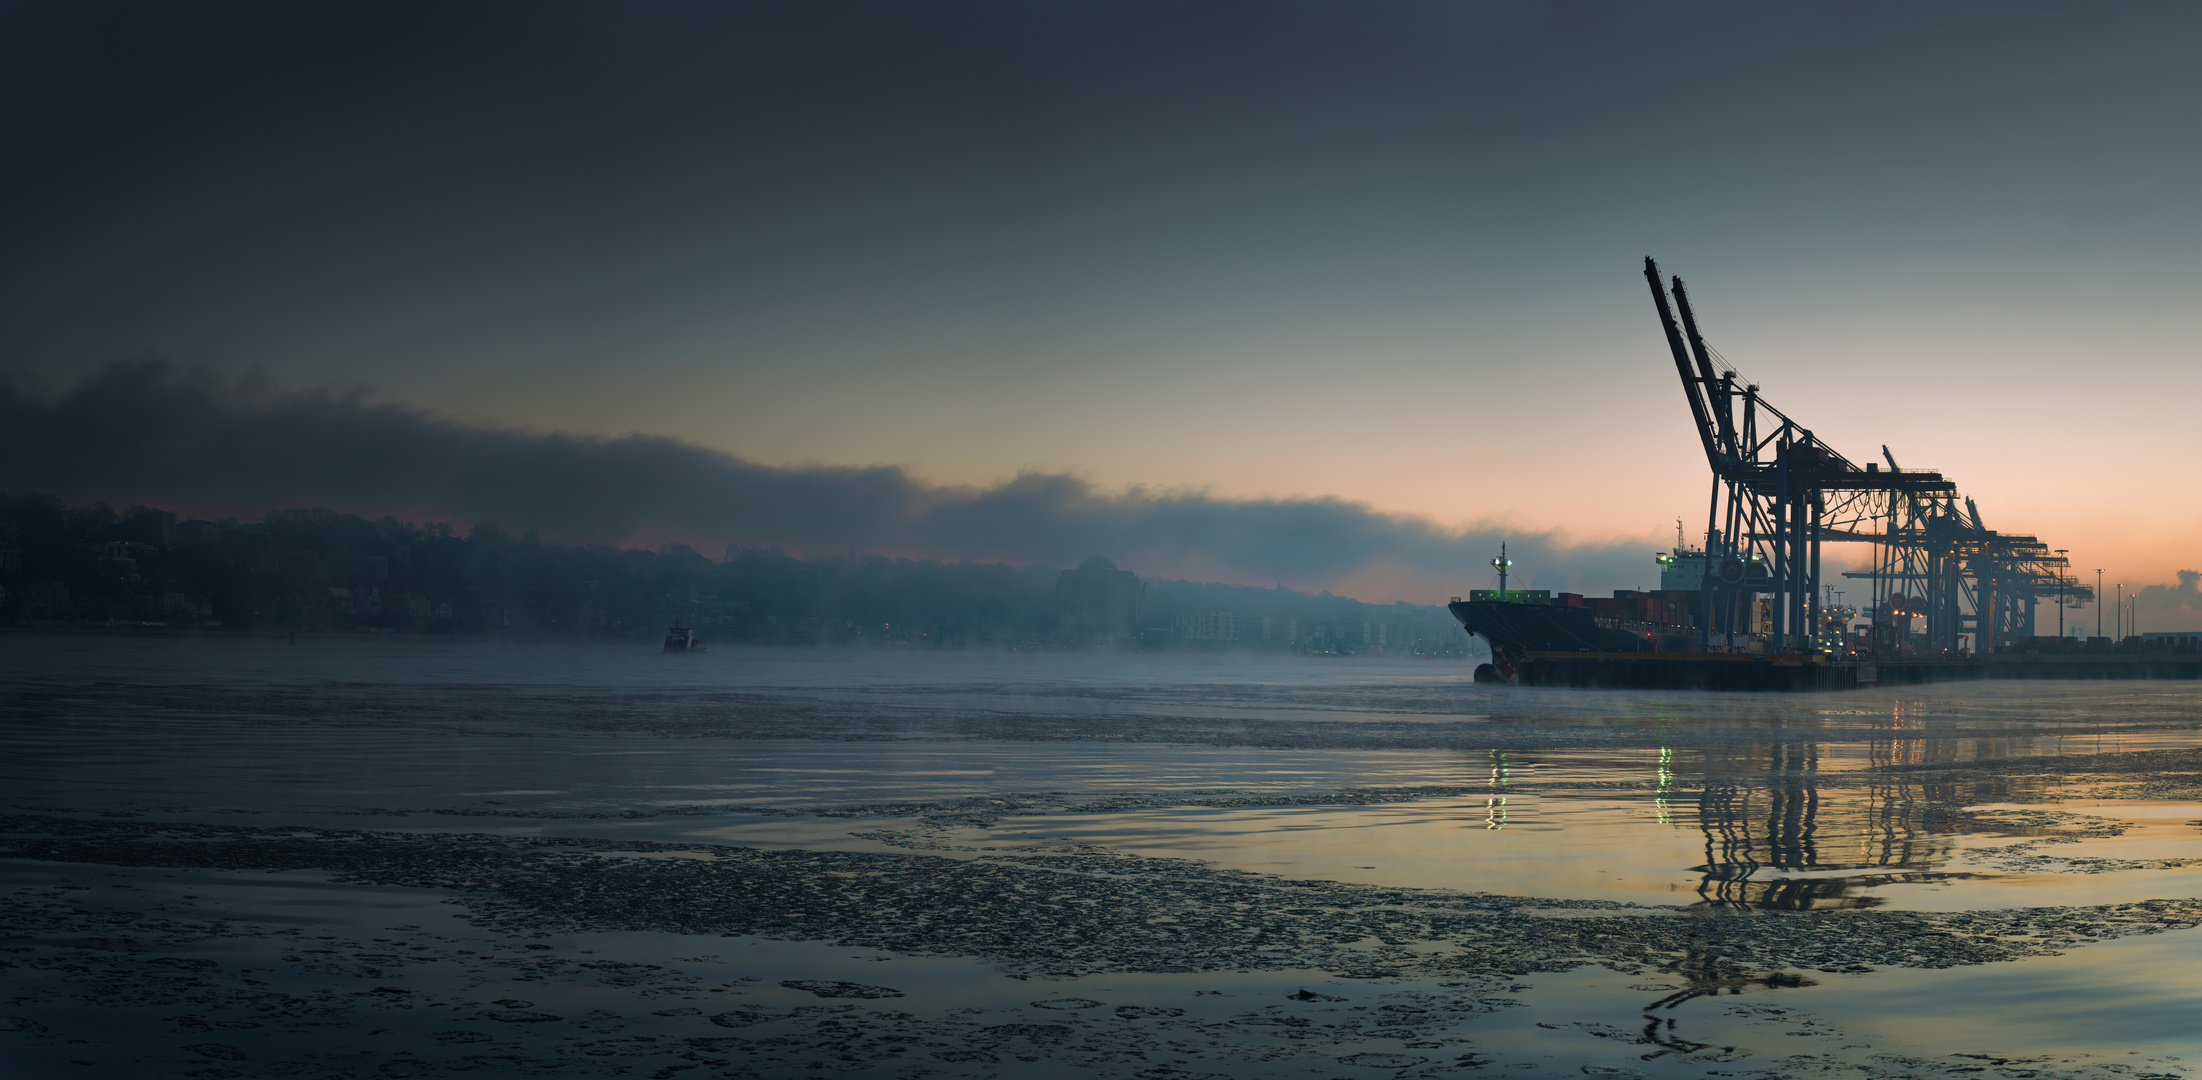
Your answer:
(1562, 590), (1691, 628)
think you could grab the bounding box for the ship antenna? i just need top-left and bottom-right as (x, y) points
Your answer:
(1490, 542), (1512, 595)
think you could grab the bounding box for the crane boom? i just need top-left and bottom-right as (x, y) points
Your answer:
(1643, 257), (1721, 470)
(1669, 276), (1737, 464)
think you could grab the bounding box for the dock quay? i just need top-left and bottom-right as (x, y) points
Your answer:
(1518, 652), (2202, 691)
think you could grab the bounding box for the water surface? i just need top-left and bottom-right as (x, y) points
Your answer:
(5, 636), (2201, 1078)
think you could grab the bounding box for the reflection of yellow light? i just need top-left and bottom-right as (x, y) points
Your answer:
(1486, 749), (1511, 829)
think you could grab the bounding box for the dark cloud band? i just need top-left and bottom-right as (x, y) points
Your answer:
(0, 362), (1653, 599)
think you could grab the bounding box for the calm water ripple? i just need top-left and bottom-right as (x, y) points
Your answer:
(4, 636), (2200, 1078)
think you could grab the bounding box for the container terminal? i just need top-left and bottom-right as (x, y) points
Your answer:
(1449, 257), (2199, 690)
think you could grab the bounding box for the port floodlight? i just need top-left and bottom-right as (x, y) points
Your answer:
(1489, 542), (1514, 594)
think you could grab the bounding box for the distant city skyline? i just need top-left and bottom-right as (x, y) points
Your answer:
(3, 1), (2199, 615)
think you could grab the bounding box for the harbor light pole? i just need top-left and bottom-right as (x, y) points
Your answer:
(2095, 568), (2105, 639)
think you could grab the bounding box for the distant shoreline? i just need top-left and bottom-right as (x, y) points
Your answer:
(0, 624), (1476, 658)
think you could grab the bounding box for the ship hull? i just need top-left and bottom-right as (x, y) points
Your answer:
(1448, 599), (1647, 683)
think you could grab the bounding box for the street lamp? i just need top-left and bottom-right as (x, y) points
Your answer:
(2095, 568), (2105, 640)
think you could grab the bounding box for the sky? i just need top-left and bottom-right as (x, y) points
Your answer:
(3, 1), (2200, 611)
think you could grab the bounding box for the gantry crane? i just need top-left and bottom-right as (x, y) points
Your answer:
(1844, 462), (2087, 653)
(1643, 257), (2088, 656)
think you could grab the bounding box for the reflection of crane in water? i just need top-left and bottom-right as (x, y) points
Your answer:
(1696, 742), (1840, 908)
(1860, 705), (2031, 850)
(1690, 736), (1969, 910)
(1643, 968), (1816, 1012)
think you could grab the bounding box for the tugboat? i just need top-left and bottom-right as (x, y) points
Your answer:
(663, 621), (707, 654)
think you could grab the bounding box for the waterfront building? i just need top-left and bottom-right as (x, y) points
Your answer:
(1055, 556), (1140, 646)
(1172, 611), (1239, 641)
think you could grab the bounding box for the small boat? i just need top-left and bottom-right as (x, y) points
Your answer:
(663, 622), (707, 653)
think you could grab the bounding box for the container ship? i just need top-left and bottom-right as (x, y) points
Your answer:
(1447, 592), (1701, 679)
(1448, 585), (1705, 683)
(1445, 544), (1865, 689)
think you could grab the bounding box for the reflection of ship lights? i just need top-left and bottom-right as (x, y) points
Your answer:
(1487, 751), (1510, 829)
(1654, 746), (1675, 825)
